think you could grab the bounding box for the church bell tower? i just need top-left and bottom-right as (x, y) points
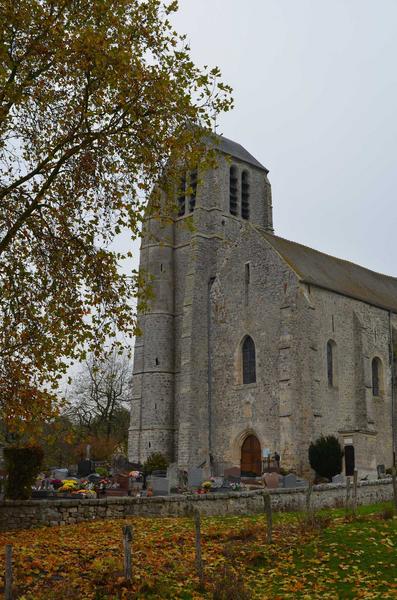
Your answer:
(128, 136), (272, 469)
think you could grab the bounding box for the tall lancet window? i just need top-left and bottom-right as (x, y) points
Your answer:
(178, 174), (186, 217)
(229, 166), (238, 216)
(241, 170), (250, 220)
(242, 335), (256, 384)
(189, 169), (198, 212)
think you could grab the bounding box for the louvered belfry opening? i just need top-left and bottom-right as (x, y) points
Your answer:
(189, 169), (197, 213)
(178, 174), (186, 217)
(241, 170), (250, 220)
(229, 165), (238, 216)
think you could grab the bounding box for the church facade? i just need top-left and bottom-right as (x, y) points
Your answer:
(128, 137), (397, 477)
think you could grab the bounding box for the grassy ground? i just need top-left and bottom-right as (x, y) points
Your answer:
(0, 503), (396, 599)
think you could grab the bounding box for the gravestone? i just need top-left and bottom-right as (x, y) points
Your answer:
(263, 472), (281, 489)
(149, 476), (170, 496)
(295, 477), (308, 488)
(52, 468), (68, 480)
(77, 459), (94, 478)
(283, 473), (297, 488)
(332, 473), (346, 485)
(115, 474), (129, 490)
(151, 469), (167, 478)
(224, 467), (241, 483)
(187, 467), (204, 488)
(112, 454), (136, 474)
(167, 463), (179, 490)
(377, 464), (386, 478)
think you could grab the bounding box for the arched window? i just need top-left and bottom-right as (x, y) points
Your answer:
(229, 166), (238, 216)
(242, 336), (256, 384)
(372, 357), (383, 396)
(327, 340), (336, 387)
(241, 170), (250, 220)
(188, 169), (197, 213)
(177, 174), (186, 217)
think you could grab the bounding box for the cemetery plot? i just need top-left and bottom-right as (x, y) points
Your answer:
(0, 503), (396, 598)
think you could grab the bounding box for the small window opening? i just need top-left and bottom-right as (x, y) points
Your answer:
(327, 340), (336, 387)
(148, 442), (151, 448)
(160, 264), (163, 272)
(242, 335), (256, 384)
(178, 174), (186, 217)
(241, 171), (250, 220)
(155, 357), (159, 366)
(372, 357), (382, 396)
(332, 315), (335, 333)
(244, 263), (250, 305)
(189, 169), (197, 212)
(229, 166), (238, 216)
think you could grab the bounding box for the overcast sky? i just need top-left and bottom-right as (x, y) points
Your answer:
(168, 0), (397, 276)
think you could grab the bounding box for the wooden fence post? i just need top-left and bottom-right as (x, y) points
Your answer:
(306, 481), (313, 519)
(263, 493), (273, 544)
(345, 477), (351, 515)
(4, 544), (12, 600)
(193, 509), (204, 587)
(122, 525), (133, 583)
(353, 470), (358, 515)
(392, 467), (397, 511)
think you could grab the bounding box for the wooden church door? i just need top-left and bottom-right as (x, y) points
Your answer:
(241, 435), (262, 477)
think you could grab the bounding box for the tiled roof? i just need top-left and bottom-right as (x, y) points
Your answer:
(260, 231), (397, 313)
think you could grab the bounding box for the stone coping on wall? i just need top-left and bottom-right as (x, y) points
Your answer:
(0, 477), (393, 508)
(0, 478), (393, 531)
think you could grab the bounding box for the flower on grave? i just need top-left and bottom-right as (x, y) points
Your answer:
(50, 479), (63, 489)
(58, 480), (78, 492)
(72, 489), (96, 497)
(230, 482), (241, 491)
(129, 471), (140, 478)
(202, 481), (212, 491)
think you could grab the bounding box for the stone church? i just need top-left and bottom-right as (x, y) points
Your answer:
(128, 135), (397, 477)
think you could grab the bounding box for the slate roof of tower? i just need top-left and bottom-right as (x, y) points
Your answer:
(215, 135), (268, 172)
(260, 231), (397, 313)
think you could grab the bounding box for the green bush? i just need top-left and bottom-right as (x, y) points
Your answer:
(308, 435), (343, 481)
(143, 452), (168, 475)
(4, 446), (44, 499)
(95, 466), (109, 477)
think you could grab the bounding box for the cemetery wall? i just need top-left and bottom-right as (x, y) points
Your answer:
(0, 478), (393, 531)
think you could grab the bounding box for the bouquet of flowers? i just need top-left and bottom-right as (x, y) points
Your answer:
(58, 479), (78, 493)
(50, 479), (63, 490)
(72, 489), (96, 498)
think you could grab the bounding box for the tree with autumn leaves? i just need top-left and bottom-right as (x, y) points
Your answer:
(0, 0), (232, 437)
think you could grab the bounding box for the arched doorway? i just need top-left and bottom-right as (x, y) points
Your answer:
(241, 435), (261, 477)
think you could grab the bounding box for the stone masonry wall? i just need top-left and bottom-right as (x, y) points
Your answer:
(0, 479), (393, 532)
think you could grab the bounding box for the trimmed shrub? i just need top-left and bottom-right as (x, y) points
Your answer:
(4, 446), (44, 499)
(308, 435), (343, 481)
(143, 452), (168, 476)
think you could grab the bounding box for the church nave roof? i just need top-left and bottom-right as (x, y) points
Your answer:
(260, 230), (397, 313)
